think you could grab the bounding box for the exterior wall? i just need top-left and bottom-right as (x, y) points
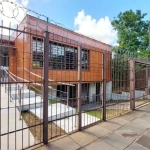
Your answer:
(82, 84), (88, 101)
(89, 83), (96, 102)
(48, 85), (57, 100)
(106, 81), (112, 100)
(9, 19), (28, 79)
(9, 15), (112, 85)
(27, 15), (111, 51)
(111, 90), (147, 100)
(24, 32), (111, 84)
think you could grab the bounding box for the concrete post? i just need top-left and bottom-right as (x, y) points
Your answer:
(78, 46), (82, 130)
(43, 30), (49, 144)
(146, 67), (150, 99)
(102, 53), (106, 121)
(130, 60), (135, 110)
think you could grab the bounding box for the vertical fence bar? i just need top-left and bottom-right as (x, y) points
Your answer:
(67, 86), (69, 107)
(78, 45), (82, 130)
(19, 88), (22, 120)
(146, 66), (148, 88)
(130, 60), (135, 110)
(102, 53), (106, 121)
(43, 30), (49, 144)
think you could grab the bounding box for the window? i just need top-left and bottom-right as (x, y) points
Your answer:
(82, 49), (89, 70)
(50, 43), (65, 69)
(32, 38), (89, 70)
(32, 38), (43, 68)
(65, 46), (77, 70)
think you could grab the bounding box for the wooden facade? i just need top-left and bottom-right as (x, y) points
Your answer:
(9, 15), (112, 85)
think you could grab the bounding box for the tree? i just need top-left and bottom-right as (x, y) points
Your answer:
(112, 10), (150, 53)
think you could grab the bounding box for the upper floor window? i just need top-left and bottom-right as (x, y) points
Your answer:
(32, 38), (89, 70)
(82, 49), (89, 70)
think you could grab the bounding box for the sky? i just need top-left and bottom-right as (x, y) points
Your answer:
(0, 0), (150, 45)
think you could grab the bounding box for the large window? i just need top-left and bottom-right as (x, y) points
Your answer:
(32, 38), (89, 70)
(32, 38), (43, 68)
(82, 49), (89, 70)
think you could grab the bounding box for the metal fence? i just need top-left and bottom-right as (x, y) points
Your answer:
(0, 21), (107, 149)
(0, 1), (150, 150)
(1, 24), (150, 149)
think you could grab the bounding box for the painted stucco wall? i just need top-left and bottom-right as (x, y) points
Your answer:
(89, 83), (96, 102)
(48, 85), (57, 100)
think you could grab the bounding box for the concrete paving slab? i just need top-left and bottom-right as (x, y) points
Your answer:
(36, 146), (50, 150)
(102, 133), (132, 149)
(136, 135), (150, 149)
(125, 143), (149, 150)
(138, 105), (150, 112)
(131, 118), (150, 129)
(111, 117), (129, 126)
(140, 114), (150, 122)
(100, 121), (121, 131)
(144, 129), (150, 138)
(114, 126), (140, 141)
(85, 125), (110, 138)
(84, 140), (118, 150)
(46, 137), (80, 150)
(124, 122), (147, 134)
(69, 131), (97, 147)
(121, 111), (146, 121)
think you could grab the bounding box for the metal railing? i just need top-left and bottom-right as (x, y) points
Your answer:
(0, 1), (150, 149)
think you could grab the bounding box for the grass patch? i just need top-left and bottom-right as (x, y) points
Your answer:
(85, 109), (129, 119)
(22, 112), (66, 142)
(49, 100), (56, 104)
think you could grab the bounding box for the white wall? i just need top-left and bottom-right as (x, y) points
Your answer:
(100, 81), (112, 101)
(82, 84), (88, 101)
(89, 83), (96, 102)
(48, 85), (57, 100)
(111, 90), (147, 100)
(99, 81), (147, 101)
(106, 81), (112, 100)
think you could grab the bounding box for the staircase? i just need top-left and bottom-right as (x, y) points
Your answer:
(2, 67), (43, 112)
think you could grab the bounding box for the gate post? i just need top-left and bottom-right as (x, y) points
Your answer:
(130, 60), (135, 110)
(102, 53), (106, 121)
(78, 45), (82, 130)
(43, 30), (49, 144)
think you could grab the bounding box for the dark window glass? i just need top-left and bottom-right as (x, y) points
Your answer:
(82, 49), (89, 70)
(32, 38), (43, 68)
(32, 38), (89, 70)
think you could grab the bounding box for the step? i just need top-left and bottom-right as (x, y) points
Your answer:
(6, 85), (28, 91)
(30, 103), (76, 122)
(11, 92), (39, 100)
(15, 96), (43, 111)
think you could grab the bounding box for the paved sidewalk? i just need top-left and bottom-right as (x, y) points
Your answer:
(36, 104), (150, 150)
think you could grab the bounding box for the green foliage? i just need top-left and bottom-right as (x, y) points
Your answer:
(112, 10), (150, 52)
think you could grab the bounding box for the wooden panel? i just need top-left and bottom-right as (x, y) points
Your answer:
(10, 27), (111, 84)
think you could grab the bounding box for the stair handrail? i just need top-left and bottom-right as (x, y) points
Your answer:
(3, 67), (23, 89)
(24, 68), (75, 86)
